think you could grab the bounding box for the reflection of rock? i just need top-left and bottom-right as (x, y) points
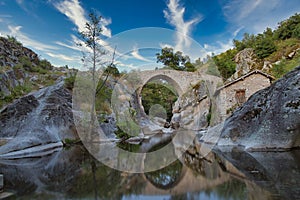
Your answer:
(215, 147), (300, 200)
(0, 146), (85, 196)
(0, 81), (78, 156)
(220, 66), (300, 150)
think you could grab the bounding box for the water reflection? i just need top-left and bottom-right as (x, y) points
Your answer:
(0, 142), (299, 199)
(145, 160), (183, 190)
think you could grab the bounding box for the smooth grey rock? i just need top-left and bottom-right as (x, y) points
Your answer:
(0, 81), (78, 156)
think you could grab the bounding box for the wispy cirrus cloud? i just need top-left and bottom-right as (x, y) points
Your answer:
(222, 0), (300, 34)
(8, 25), (58, 51)
(52, 0), (112, 37)
(46, 52), (80, 61)
(130, 47), (152, 62)
(163, 0), (202, 52)
(203, 27), (243, 56)
(15, 0), (41, 19)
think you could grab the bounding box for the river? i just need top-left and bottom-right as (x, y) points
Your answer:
(0, 136), (299, 200)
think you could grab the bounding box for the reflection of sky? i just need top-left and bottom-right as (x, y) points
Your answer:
(122, 192), (230, 200)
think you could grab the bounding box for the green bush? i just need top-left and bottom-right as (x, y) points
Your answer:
(213, 49), (237, 80)
(64, 75), (76, 90)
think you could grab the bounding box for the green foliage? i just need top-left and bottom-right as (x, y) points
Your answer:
(116, 117), (140, 137)
(275, 13), (300, 40)
(6, 35), (22, 46)
(117, 142), (140, 152)
(206, 57), (221, 77)
(271, 52), (300, 79)
(95, 79), (112, 114)
(0, 82), (33, 108)
(254, 33), (277, 59)
(64, 75), (76, 90)
(104, 64), (120, 77)
(184, 61), (196, 72)
(156, 47), (196, 71)
(16, 56), (51, 74)
(141, 82), (178, 121)
(212, 49), (237, 80)
(233, 33), (256, 51)
(38, 59), (53, 70)
(115, 127), (132, 140)
(63, 138), (81, 145)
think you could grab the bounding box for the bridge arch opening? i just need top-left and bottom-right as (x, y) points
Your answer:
(140, 74), (182, 122)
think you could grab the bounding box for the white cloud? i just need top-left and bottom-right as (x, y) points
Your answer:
(52, 0), (117, 66)
(53, 0), (87, 33)
(131, 47), (152, 62)
(163, 0), (202, 52)
(115, 61), (138, 70)
(46, 52), (79, 61)
(222, 0), (300, 34)
(16, 0), (23, 5)
(202, 26), (245, 56)
(53, 0), (111, 37)
(159, 43), (174, 49)
(7, 25), (58, 51)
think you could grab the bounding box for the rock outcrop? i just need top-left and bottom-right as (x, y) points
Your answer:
(171, 80), (211, 131)
(0, 81), (78, 157)
(0, 37), (39, 67)
(219, 66), (300, 150)
(228, 48), (262, 81)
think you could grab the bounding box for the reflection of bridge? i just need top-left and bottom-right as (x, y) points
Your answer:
(142, 163), (231, 195)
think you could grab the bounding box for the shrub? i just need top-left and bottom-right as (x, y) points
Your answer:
(64, 75), (76, 90)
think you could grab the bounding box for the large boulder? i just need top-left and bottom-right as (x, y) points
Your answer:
(219, 66), (300, 150)
(0, 81), (78, 157)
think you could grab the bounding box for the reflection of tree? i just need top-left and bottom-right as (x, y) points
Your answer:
(145, 160), (183, 190)
(67, 150), (146, 200)
(212, 179), (247, 200)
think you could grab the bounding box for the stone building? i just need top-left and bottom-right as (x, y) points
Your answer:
(214, 70), (274, 123)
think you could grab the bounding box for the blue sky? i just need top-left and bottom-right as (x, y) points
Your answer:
(0, 0), (299, 71)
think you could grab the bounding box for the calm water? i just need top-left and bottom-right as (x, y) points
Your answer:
(0, 141), (299, 200)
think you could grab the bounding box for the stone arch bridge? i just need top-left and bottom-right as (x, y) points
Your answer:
(136, 69), (204, 96)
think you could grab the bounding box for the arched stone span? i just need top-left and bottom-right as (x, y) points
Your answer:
(134, 70), (203, 118)
(137, 70), (203, 97)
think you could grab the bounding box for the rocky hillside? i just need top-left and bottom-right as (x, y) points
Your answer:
(213, 13), (300, 82)
(0, 36), (39, 67)
(0, 36), (77, 108)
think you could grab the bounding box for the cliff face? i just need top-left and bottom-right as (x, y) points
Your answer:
(219, 66), (300, 150)
(0, 37), (39, 67)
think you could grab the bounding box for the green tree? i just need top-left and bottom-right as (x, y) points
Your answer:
(141, 82), (177, 121)
(254, 33), (276, 59)
(275, 13), (300, 40)
(233, 33), (256, 51)
(212, 49), (237, 80)
(156, 47), (195, 71)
